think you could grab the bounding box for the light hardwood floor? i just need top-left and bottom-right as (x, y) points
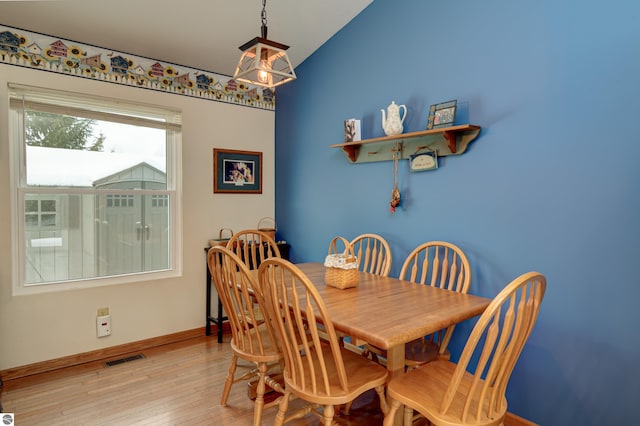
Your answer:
(1, 336), (391, 425)
(1, 335), (533, 426)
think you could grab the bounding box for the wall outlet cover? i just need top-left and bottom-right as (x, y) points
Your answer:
(97, 315), (111, 337)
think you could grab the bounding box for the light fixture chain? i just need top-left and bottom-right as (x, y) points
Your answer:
(260, 0), (268, 39)
(261, 0), (267, 26)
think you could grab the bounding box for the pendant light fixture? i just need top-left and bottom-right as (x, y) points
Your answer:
(233, 0), (296, 88)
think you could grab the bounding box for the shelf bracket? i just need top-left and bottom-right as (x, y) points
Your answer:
(442, 131), (457, 153)
(341, 145), (357, 162)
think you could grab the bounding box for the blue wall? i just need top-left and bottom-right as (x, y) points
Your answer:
(275, 0), (640, 424)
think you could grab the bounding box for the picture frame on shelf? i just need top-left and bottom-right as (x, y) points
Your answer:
(427, 100), (457, 130)
(344, 118), (361, 142)
(213, 148), (262, 194)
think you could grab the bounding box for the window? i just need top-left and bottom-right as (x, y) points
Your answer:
(9, 84), (182, 293)
(107, 195), (134, 208)
(151, 195), (168, 208)
(25, 199), (57, 227)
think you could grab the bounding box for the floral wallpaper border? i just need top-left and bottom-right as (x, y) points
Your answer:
(0, 24), (276, 110)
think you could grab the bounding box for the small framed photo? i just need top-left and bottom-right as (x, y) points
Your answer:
(213, 148), (262, 194)
(427, 100), (457, 130)
(344, 118), (361, 142)
(409, 151), (438, 172)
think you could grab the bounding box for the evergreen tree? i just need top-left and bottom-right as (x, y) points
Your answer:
(25, 111), (104, 151)
(88, 132), (106, 151)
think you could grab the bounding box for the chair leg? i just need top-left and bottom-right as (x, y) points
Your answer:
(274, 389), (291, 426)
(403, 406), (413, 426)
(322, 404), (335, 426)
(253, 362), (267, 426)
(384, 399), (402, 426)
(221, 354), (238, 406)
(375, 385), (389, 415)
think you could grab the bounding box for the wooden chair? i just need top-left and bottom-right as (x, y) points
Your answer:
(399, 241), (471, 367)
(258, 257), (389, 426)
(344, 234), (392, 350)
(350, 233), (392, 277)
(384, 271), (546, 426)
(226, 229), (281, 270)
(207, 246), (285, 426)
(363, 241), (471, 368)
(226, 230), (281, 325)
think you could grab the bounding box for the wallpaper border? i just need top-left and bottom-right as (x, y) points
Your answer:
(0, 24), (276, 111)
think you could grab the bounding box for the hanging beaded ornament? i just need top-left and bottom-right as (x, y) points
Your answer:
(390, 143), (401, 213)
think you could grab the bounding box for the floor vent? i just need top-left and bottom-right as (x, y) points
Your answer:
(104, 354), (145, 367)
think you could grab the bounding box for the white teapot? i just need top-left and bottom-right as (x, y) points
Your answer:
(381, 101), (407, 136)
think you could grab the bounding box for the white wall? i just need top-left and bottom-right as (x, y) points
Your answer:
(0, 65), (275, 370)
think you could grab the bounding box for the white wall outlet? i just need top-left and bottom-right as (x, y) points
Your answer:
(97, 315), (111, 337)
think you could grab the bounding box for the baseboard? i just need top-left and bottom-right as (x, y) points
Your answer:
(208, 321), (231, 336)
(504, 412), (539, 426)
(0, 326), (216, 382)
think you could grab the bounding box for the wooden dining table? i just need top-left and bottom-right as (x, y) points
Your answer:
(251, 261), (491, 425)
(293, 263), (491, 380)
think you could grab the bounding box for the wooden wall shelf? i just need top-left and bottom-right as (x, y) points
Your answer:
(330, 124), (481, 163)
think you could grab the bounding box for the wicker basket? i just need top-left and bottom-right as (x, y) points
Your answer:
(258, 217), (277, 240)
(324, 236), (359, 289)
(209, 228), (234, 247)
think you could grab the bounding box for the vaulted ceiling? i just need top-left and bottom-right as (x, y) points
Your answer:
(0, 0), (372, 77)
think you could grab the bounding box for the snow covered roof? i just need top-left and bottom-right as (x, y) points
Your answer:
(26, 145), (166, 187)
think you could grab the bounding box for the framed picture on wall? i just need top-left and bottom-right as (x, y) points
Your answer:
(427, 100), (457, 129)
(213, 148), (262, 194)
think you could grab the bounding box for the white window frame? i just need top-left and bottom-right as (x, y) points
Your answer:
(9, 84), (183, 295)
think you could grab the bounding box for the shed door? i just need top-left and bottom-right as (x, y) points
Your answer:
(97, 194), (169, 276)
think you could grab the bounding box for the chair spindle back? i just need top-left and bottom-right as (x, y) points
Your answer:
(350, 233), (392, 277)
(443, 271), (546, 422)
(258, 258), (349, 397)
(226, 229), (281, 270)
